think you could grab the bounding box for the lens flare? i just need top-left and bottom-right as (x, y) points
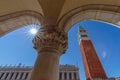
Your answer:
(23, 24), (40, 40)
(29, 28), (38, 35)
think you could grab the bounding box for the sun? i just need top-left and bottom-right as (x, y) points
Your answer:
(30, 28), (38, 35)
(23, 24), (40, 40)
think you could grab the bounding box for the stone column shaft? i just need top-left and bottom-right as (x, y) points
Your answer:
(1, 72), (6, 79)
(72, 72), (74, 80)
(30, 26), (68, 80)
(17, 72), (21, 79)
(62, 72), (64, 80)
(67, 72), (69, 80)
(6, 72), (12, 79)
(31, 51), (60, 80)
(27, 72), (32, 79)
(0, 73), (2, 78)
(22, 72), (26, 79)
(11, 72), (17, 79)
(77, 72), (79, 80)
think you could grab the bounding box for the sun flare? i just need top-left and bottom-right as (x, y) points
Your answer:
(29, 28), (38, 35)
(23, 24), (40, 40)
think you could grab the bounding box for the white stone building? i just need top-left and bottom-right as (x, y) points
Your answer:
(108, 77), (120, 80)
(0, 64), (79, 80)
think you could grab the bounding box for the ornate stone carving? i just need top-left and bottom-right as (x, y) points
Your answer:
(33, 26), (68, 55)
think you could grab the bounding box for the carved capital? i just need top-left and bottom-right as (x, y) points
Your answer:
(33, 26), (68, 55)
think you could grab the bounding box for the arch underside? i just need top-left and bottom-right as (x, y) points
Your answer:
(0, 11), (43, 37)
(58, 4), (120, 32)
(65, 10), (120, 32)
(0, 4), (120, 37)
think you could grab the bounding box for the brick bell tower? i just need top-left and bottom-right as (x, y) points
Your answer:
(78, 26), (107, 80)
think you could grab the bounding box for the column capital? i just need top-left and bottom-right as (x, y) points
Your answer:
(33, 26), (68, 55)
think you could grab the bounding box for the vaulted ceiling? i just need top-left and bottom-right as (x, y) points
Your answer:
(0, 0), (120, 36)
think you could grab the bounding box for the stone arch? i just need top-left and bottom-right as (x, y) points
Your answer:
(0, 10), (44, 37)
(58, 4), (120, 32)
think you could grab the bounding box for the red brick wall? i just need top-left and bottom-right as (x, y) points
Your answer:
(80, 40), (107, 80)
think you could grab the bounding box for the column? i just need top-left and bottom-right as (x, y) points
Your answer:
(16, 72), (21, 79)
(1, 72), (6, 79)
(0, 73), (2, 78)
(30, 26), (68, 80)
(67, 72), (69, 80)
(11, 72), (17, 79)
(77, 71), (80, 80)
(22, 72), (26, 79)
(72, 72), (74, 80)
(6, 72), (12, 79)
(62, 72), (64, 80)
(27, 72), (32, 80)
(0, 72), (2, 79)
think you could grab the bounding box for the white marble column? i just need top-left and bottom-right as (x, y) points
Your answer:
(62, 72), (64, 80)
(22, 72), (26, 79)
(6, 72), (12, 79)
(0, 73), (2, 78)
(77, 72), (80, 80)
(30, 26), (68, 80)
(27, 72), (32, 80)
(72, 72), (74, 80)
(11, 72), (17, 79)
(16, 72), (21, 79)
(1, 72), (6, 79)
(0, 73), (3, 79)
(67, 72), (69, 80)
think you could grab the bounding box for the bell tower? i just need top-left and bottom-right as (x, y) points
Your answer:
(78, 26), (107, 80)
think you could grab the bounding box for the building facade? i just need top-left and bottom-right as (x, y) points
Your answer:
(78, 26), (107, 80)
(0, 64), (79, 80)
(108, 77), (120, 80)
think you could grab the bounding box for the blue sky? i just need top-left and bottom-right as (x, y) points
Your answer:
(0, 20), (120, 80)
